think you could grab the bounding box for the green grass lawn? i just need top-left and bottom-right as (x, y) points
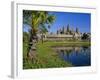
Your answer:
(23, 40), (90, 69)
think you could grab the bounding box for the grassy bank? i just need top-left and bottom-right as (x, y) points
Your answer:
(23, 41), (90, 69)
(41, 41), (90, 47)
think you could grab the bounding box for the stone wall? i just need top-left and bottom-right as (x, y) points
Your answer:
(45, 34), (81, 41)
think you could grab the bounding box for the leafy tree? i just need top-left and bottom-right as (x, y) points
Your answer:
(82, 33), (89, 40)
(39, 11), (55, 43)
(23, 10), (55, 43)
(23, 32), (29, 42)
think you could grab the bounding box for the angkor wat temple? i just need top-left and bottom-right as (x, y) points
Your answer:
(45, 24), (82, 41)
(56, 24), (80, 35)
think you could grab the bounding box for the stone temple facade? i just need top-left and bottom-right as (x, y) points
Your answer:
(45, 24), (82, 41)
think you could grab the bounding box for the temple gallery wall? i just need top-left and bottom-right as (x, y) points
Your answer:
(37, 24), (91, 41)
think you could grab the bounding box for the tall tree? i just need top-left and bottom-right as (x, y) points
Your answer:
(23, 10), (55, 57)
(39, 11), (55, 43)
(23, 10), (55, 43)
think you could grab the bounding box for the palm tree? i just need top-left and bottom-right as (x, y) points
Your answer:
(39, 11), (55, 43)
(23, 10), (55, 56)
(23, 10), (55, 42)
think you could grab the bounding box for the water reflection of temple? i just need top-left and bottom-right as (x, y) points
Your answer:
(53, 46), (90, 56)
(55, 46), (91, 66)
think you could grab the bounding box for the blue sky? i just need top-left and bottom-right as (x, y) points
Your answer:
(49, 12), (91, 33)
(23, 11), (91, 33)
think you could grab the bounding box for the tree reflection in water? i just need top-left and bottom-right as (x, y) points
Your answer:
(53, 46), (91, 66)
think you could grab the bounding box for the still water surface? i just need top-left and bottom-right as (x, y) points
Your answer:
(53, 46), (91, 66)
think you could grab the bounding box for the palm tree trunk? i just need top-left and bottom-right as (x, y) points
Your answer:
(41, 32), (44, 44)
(27, 29), (33, 57)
